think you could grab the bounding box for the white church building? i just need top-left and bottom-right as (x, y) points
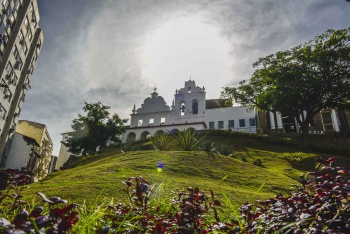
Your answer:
(122, 80), (257, 142)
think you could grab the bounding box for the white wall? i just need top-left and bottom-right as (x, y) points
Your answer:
(55, 134), (71, 170)
(5, 133), (31, 169)
(205, 107), (257, 133)
(122, 122), (206, 142)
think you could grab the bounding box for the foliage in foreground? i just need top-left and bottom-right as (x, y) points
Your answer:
(1, 157), (349, 233)
(0, 169), (78, 233)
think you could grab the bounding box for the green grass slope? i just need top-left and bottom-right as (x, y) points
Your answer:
(23, 136), (349, 207)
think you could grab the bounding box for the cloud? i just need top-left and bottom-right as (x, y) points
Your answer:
(21, 0), (350, 155)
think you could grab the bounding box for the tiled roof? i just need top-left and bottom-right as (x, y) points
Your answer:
(206, 99), (229, 109)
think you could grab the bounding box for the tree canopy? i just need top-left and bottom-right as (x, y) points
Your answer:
(222, 27), (350, 146)
(63, 102), (127, 155)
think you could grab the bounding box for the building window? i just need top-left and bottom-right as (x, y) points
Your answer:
(0, 104), (7, 120)
(27, 30), (32, 41)
(239, 119), (246, 127)
(249, 118), (256, 127)
(5, 62), (12, 73)
(21, 42), (28, 55)
(138, 119), (143, 127)
(11, 73), (18, 86)
(14, 59), (22, 70)
(1, 0), (7, 8)
(192, 99), (198, 114)
(24, 16), (28, 26)
(14, 2), (21, 12)
(218, 121), (224, 129)
(209, 121), (214, 130)
(149, 118), (154, 125)
(1, 88), (12, 102)
(321, 111), (334, 131)
(160, 117), (165, 123)
(18, 30), (23, 41)
(228, 120), (235, 128)
(12, 46), (19, 59)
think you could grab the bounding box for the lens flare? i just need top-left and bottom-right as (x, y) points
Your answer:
(157, 161), (165, 172)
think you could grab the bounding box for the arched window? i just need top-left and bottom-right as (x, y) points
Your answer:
(192, 99), (198, 114)
(140, 131), (151, 140)
(155, 130), (165, 136)
(126, 132), (136, 142)
(170, 129), (179, 135)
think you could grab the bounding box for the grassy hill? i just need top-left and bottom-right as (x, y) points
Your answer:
(22, 135), (349, 207)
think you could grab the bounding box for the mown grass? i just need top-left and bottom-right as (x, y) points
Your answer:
(22, 135), (350, 208)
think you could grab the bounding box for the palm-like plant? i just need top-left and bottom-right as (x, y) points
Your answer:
(173, 129), (206, 151)
(151, 134), (172, 151)
(217, 144), (232, 156)
(199, 140), (216, 153)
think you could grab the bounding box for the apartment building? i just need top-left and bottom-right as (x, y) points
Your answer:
(5, 120), (53, 181)
(0, 0), (44, 167)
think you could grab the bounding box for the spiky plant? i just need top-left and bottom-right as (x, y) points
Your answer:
(151, 134), (172, 151)
(199, 140), (216, 153)
(217, 144), (232, 156)
(173, 129), (206, 151)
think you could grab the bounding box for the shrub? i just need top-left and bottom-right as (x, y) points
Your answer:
(253, 158), (262, 166)
(123, 143), (139, 152)
(217, 144), (232, 156)
(173, 129), (206, 151)
(151, 134), (172, 151)
(199, 140), (216, 153)
(241, 156), (248, 162)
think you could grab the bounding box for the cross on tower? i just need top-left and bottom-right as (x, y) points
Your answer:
(153, 87), (157, 93)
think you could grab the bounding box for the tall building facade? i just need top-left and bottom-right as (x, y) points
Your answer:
(0, 0), (44, 167)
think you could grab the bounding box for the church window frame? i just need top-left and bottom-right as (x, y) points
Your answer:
(149, 118), (154, 125)
(192, 99), (198, 114)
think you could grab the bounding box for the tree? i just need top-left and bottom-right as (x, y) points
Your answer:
(63, 102), (127, 155)
(222, 27), (350, 147)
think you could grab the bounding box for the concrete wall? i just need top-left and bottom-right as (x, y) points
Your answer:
(16, 121), (45, 145)
(122, 122), (206, 142)
(205, 106), (257, 133)
(55, 133), (72, 170)
(5, 133), (30, 169)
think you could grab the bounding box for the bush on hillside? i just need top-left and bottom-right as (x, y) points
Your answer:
(217, 144), (232, 156)
(198, 140), (216, 153)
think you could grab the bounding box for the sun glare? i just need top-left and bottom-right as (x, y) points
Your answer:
(141, 16), (232, 103)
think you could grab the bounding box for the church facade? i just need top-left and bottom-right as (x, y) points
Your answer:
(122, 80), (257, 142)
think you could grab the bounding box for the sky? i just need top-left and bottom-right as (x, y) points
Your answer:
(21, 0), (350, 155)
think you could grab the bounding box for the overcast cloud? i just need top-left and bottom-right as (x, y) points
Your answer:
(21, 0), (350, 155)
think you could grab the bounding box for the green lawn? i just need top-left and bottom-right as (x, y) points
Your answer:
(22, 135), (349, 207)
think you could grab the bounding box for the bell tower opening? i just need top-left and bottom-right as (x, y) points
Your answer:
(180, 101), (186, 116)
